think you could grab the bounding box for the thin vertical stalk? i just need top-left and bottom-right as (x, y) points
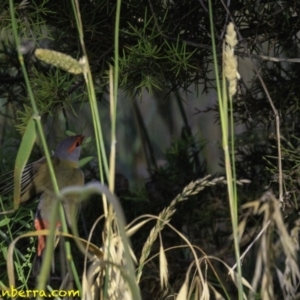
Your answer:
(72, 0), (109, 177)
(9, 1), (80, 295)
(208, 1), (243, 298)
(72, 0), (110, 217)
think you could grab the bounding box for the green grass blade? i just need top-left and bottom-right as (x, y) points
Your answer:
(13, 118), (37, 210)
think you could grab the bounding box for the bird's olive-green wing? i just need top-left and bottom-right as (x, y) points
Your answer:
(0, 157), (47, 202)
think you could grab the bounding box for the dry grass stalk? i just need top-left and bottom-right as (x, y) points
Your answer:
(136, 175), (225, 283)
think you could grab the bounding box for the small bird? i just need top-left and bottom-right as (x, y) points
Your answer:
(0, 135), (85, 274)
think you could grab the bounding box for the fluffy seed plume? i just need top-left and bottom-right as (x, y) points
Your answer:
(224, 23), (240, 97)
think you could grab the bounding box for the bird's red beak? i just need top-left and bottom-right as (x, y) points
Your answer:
(76, 135), (85, 146)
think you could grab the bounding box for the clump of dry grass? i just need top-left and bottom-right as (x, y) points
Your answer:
(239, 192), (300, 299)
(136, 175), (226, 284)
(79, 175), (227, 299)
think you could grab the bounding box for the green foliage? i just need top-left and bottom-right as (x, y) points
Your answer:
(119, 11), (197, 96)
(15, 67), (85, 132)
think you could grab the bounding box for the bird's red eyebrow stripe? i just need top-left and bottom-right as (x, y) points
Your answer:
(67, 135), (85, 153)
